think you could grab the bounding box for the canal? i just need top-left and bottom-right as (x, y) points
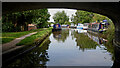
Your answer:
(5, 29), (115, 67)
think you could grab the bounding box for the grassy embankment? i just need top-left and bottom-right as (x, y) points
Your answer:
(2, 29), (43, 44)
(16, 28), (52, 46)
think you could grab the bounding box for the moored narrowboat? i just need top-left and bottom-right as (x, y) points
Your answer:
(52, 23), (61, 32)
(77, 23), (84, 29)
(88, 21), (109, 33)
(88, 20), (109, 33)
(83, 23), (89, 30)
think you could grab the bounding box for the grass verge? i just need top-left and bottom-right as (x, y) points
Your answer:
(16, 28), (52, 46)
(2, 29), (43, 44)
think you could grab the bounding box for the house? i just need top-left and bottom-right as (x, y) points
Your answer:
(28, 24), (37, 31)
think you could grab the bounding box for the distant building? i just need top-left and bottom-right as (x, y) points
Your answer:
(28, 24), (37, 31)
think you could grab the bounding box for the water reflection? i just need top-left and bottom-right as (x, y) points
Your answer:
(4, 29), (118, 67)
(48, 29), (114, 66)
(87, 33), (107, 45)
(71, 30), (98, 51)
(53, 29), (69, 42)
(86, 32), (115, 61)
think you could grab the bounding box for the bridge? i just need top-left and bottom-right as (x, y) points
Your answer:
(2, 2), (120, 46)
(2, 2), (120, 67)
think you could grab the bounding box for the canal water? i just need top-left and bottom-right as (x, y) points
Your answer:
(5, 29), (114, 67)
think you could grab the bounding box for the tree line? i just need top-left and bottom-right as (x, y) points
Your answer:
(2, 9), (112, 32)
(53, 10), (111, 25)
(2, 8), (50, 32)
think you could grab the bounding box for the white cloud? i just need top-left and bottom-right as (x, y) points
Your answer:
(48, 8), (77, 22)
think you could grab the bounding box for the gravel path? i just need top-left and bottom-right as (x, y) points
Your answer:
(2, 32), (37, 52)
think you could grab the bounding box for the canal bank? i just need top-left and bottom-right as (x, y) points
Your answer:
(2, 28), (52, 65)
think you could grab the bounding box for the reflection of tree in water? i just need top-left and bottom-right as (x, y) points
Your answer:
(7, 37), (51, 68)
(53, 29), (69, 42)
(71, 30), (98, 52)
(71, 29), (76, 40)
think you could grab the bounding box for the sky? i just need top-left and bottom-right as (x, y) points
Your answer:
(48, 8), (77, 22)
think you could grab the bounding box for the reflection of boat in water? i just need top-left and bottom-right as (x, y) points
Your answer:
(77, 29), (87, 33)
(87, 33), (107, 45)
(52, 29), (69, 42)
(52, 24), (61, 32)
(53, 31), (62, 39)
(74, 29), (87, 33)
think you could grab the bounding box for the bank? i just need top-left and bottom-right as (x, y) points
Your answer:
(2, 29), (43, 44)
(2, 28), (52, 65)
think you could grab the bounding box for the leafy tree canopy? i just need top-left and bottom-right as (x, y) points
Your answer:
(2, 8), (50, 32)
(53, 11), (69, 25)
(71, 10), (94, 24)
(71, 10), (112, 25)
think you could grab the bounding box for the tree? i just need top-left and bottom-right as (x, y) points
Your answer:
(71, 10), (94, 24)
(91, 13), (109, 22)
(53, 11), (69, 25)
(31, 9), (50, 28)
(71, 10), (112, 24)
(2, 8), (50, 32)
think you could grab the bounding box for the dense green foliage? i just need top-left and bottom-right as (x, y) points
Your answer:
(53, 11), (69, 25)
(71, 10), (94, 24)
(2, 9), (50, 32)
(71, 10), (112, 24)
(2, 29), (42, 44)
(91, 13), (108, 22)
(16, 28), (52, 46)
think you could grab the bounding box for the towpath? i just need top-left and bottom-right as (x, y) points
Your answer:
(2, 32), (37, 52)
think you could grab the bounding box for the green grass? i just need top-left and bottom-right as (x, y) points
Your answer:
(2, 29), (43, 44)
(16, 28), (52, 46)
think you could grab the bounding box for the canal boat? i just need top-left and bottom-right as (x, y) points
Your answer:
(77, 23), (84, 29)
(83, 23), (89, 30)
(88, 21), (109, 33)
(70, 23), (77, 28)
(61, 25), (69, 28)
(52, 23), (61, 32)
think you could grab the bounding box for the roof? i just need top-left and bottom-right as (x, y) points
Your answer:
(28, 24), (36, 26)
